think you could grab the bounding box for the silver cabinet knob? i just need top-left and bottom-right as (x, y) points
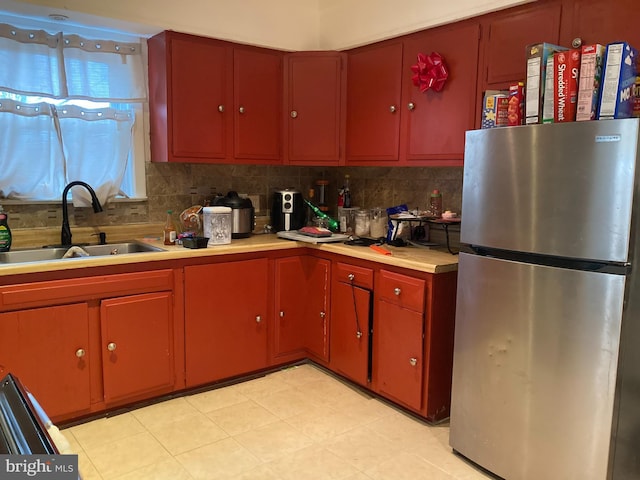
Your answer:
(290, 110), (298, 118)
(218, 105), (225, 113)
(409, 357), (418, 367)
(389, 105), (397, 113)
(407, 102), (415, 111)
(320, 311), (326, 318)
(356, 331), (363, 339)
(75, 348), (86, 358)
(394, 287), (401, 296)
(279, 311), (285, 318)
(107, 342), (117, 352)
(348, 273), (355, 281)
(239, 106), (245, 114)
(256, 315), (262, 323)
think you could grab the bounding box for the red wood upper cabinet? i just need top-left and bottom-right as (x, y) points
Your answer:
(346, 41), (404, 163)
(148, 31), (283, 164)
(400, 22), (481, 165)
(148, 31), (233, 163)
(284, 52), (346, 165)
(560, 0), (640, 50)
(234, 46), (282, 162)
(479, 2), (562, 91)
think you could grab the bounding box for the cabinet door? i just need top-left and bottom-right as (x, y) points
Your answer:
(400, 23), (480, 164)
(184, 259), (269, 387)
(274, 256), (330, 362)
(169, 33), (232, 161)
(330, 280), (371, 386)
(480, 2), (562, 90)
(101, 292), (174, 405)
(285, 52), (346, 165)
(0, 304), (91, 420)
(346, 41), (403, 163)
(303, 258), (330, 361)
(562, 0), (640, 49)
(374, 300), (424, 411)
(234, 46), (282, 161)
(274, 257), (306, 358)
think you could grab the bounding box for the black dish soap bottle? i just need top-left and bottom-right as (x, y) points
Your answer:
(0, 206), (11, 252)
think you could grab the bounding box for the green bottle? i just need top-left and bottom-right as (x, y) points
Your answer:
(304, 199), (339, 232)
(0, 206), (12, 252)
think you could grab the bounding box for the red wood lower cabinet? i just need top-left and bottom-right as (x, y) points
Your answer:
(184, 259), (269, 387)
(302, 258), (330, 361)
(373, 300), (424, 411)
(330, 278), (372, 386)
(101, 292), (174, 405)
(0, 303), (91, 420)
(274, 256), (330, 363)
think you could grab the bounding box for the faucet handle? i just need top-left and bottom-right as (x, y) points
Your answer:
(92, 232), (107, 245)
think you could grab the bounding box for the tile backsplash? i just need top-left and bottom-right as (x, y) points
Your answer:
(6, 163), (463, 230)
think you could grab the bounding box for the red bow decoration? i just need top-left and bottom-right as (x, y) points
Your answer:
(411, 52), (449, 93)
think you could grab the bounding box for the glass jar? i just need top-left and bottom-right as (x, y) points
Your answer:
(203, 206), (232, 246)
(338, 207), (359, 233)
(369, 207), (387, 239)
(355, 210), (371, 237)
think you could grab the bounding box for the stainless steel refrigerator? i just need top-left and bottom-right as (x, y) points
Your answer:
(449, 118), (640, 480)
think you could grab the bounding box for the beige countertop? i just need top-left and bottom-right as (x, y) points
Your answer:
(0, 233), (459, 277)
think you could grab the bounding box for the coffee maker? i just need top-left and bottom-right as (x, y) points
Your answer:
(271, 188), (305, 232)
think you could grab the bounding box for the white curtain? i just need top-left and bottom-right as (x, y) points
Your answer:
(0, 22), (146, 206)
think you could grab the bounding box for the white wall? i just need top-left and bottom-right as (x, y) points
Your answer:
(2, 0), (531, 50)
(318, 0), (533, 49)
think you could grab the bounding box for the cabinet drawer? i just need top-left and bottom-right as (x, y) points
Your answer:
(335, 262), (374, 289)
(377, 270), (425, 312)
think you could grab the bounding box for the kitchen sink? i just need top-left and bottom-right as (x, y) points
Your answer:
(0, 241), (165, 264)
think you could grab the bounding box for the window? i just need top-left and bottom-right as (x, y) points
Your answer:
(0, 19), (147, 206)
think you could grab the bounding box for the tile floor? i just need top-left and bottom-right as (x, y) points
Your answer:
(62, 364), (493, 480)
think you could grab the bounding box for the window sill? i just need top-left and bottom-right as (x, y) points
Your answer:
(1, 197), (148, 206)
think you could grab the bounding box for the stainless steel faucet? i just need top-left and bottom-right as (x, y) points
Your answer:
(61, 181), (103, 246)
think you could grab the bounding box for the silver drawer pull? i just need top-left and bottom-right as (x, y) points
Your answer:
(107, 342), (117, 352)
(394, 287), (401, 296)
(256, 315), (262, 323)
(348, 273), (355, 281)
(409, 357), (418, 367)
(75, 348), (86, 358)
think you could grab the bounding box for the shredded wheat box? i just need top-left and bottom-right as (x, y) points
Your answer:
(576, 44), (605, 121)
(525, 42), (568, 124)
(554, 49), (581, 122)
(598, 42), (638, 119)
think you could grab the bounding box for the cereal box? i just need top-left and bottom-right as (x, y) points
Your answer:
(507, 82), (525, 126)
(633, 76), (640, 118)
(576, 44), (605, 121)
(481, 91), (509, 128)
(598, 42), (638, 120)
(554, 48), (581, 122)
(525, 43), (568, 125)
(542, 55), (555, 123)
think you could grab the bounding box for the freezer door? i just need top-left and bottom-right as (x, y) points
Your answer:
(450, 252), (625, 480)
(461, 118), (639, 263)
